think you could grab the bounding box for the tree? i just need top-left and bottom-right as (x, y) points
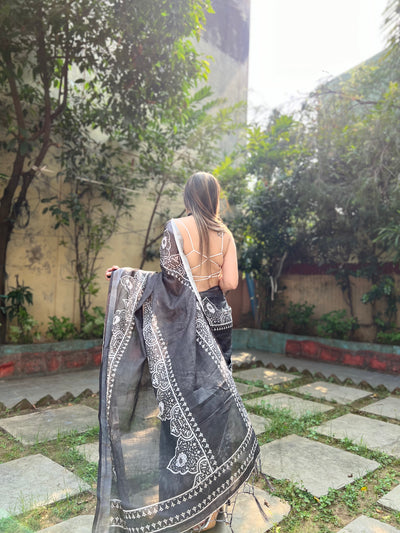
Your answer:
(0, 0), (212, 341)
(228, 112), (311, 327)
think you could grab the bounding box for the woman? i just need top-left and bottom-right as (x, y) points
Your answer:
(93, 172), (261, 532)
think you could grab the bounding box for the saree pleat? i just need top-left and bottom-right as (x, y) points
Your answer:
(93, 221), (260, 532)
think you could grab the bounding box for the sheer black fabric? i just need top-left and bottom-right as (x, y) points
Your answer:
(93, 221), (260, 533)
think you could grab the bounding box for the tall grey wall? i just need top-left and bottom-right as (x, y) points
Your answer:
(197, 0), (250, 152)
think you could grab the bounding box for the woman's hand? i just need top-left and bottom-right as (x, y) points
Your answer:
(105, 265), (120, 280)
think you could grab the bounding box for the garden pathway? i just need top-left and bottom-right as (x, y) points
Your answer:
(0, 350), (399, 532)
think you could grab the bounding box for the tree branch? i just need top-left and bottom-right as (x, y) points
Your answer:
(314, 88), (400, 109)
(2, 50), (26, 133)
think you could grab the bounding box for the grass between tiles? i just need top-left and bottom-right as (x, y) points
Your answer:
(243, 376), (400, 532)
(1, 374), (399, 532)
(0, 396), (99, 532)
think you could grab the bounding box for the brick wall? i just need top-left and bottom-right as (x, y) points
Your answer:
(0, 341), (101, 379)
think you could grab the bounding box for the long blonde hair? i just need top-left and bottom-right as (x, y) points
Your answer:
(183, 172), (226, 260)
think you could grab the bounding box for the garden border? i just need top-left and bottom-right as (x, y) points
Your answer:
(1, 329), (399, 380)
(0, 340), (101, 379)
(232, 329), (400, 374)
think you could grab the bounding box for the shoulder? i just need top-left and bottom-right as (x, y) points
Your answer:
(222, 226), (236, 250)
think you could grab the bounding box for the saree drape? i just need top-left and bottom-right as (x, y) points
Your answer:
(93, 220), (261, 533)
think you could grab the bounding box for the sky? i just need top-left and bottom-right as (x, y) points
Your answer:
(248, 0), (389, 119)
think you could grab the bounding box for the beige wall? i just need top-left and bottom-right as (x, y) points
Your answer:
(278, 273), (398, 342)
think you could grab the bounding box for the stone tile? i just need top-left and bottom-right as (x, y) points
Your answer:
(0, 405), (98, 445)
(338, 515), (400, 532)
(76, 442), (98, 463)
(0, 454), (90, 517)
(259, 435), (379, 497)
(314, 413), (400, 458)
(213, 486), (290, 532)
(233, 368), (296, 386)
(360, 397), (400, 421)
(38, 515), (94, 532)
(245, 393), (333, 418)
(378, 484), (400, 512)
(293, 381), (371, 404)
(234, 381), (264, 396)
(0, 369), (100, 409)
(77, 427), (160, 477)
(232, 349), (400, 392)
(248, 413), (271, 436)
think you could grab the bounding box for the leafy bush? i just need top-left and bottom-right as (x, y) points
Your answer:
(47, 316), (78, 341)
(8, 308), (40, 343)
(0, 278), (40, 343)
(316, 310), (359, 340)
(286, 301), (315, 334)
(376, 330), (400, 346)
(81, 306), (105, 339)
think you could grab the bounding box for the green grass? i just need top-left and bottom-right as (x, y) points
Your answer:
(1, 377), (400, 532)
(0, 398), (99, 531)
(242, 375), (400, 532)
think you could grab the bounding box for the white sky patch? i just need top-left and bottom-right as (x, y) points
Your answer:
(248, 0), (388, 120)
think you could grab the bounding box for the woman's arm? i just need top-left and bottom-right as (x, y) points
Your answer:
(219, 233), (238, 292)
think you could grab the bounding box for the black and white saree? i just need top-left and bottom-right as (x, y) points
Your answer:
(93, 220), (261, 532)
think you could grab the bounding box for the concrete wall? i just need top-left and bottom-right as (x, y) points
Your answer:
(197, 0), (250, 152)
(277, 272), (399, 343)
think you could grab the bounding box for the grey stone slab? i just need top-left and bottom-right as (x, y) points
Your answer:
(338, 515), (400, 532)
(0, 405), (98, 445)
(360, 397), (400, 421)
(0, 369), (100, 408)
(211, 486), (290, 533)
(248, 413), (271, 436)
(232, 349), (400, 392)
(234, 381), (264, 396)
(0, 454), (90, 517)
(76, 442), (98, 463)
(378, 484), (400, 512)
(293, 381), (371, 404)
(314, 413), (400, 458)
(259, 435), (379, 497)
(233, 367), (296, 386)
(245, 393), (333, 418)
(38, 515), (94, 533)
(76, 428), (160, 477)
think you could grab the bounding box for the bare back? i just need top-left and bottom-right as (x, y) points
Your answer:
(175, 216), (238, 293)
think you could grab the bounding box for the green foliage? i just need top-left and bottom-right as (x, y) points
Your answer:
(286, 301), (316, 334)
(80, 306), (105, 339)
(0, 278), (40, 343)
(0, 280), (32, 320)
(0, 0), (213, 342)
(42, 189), (115, 329)
(238, 46), (400, 335)
(316, 310), (359, 340)
(230, 113), (311, 326)
(8, 310), (40, 344)
(47, 316), (77, 341)
(376, 329), (400, 345)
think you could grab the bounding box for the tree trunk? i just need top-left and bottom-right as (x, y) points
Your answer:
(0, 153), (26, 343)
(0, 219), (13, 343)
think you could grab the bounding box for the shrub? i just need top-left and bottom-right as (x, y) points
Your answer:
(8, 308), (40, 343)
(376, 330), (400, 346)
(286, 301), (315, 334)
(47, 316), (78, 341)
(81, 306), (105, 339)
(316, 310), (359, 340)
(0, 278), (40, 343)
